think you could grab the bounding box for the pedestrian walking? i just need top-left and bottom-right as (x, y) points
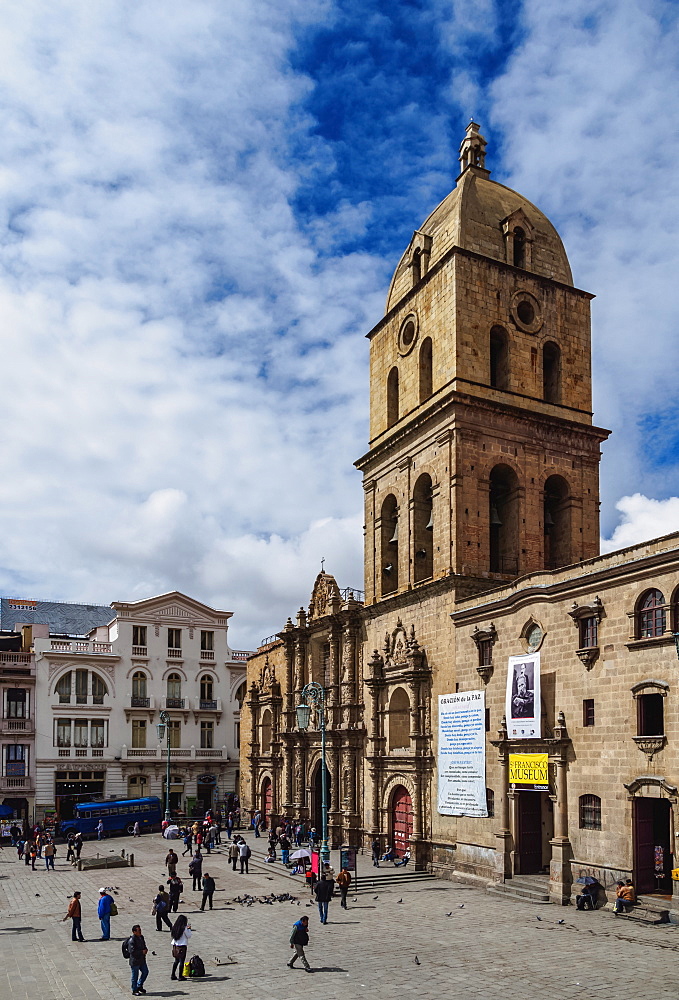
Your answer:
(30, 841), (38, 870)
(181, 830), (192, 856)
(98, 887), (114, 939)
(170, 914), (192, 981)
(228, 839), (239, 871)
(239, 839), (251, 873)
(125, 924), (149, 996)
(75, 832), (83, 858)
(66, 833), (76, 862)
(253, 810), (261, 837)
(167, 874), (183, 912)
(96, 819), (104, 841)
(133, 821), (141, 837)
(43, 841), (56, 871)
(63, 890), (85, 941)
(371, 837), (380, 867)
(165, 848), (178, 877)
(152, 885), (173, 931)
(188, 852), (203, 891)
(337, 865), (351, 909)
(200, 872), (215, 910)
(313, 873), (334, 924)
(287, 915), (312, 972)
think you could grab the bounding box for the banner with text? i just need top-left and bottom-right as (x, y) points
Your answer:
(509, 753), (549, 791)
(438, 691), (487, 817)
(505, 652), (541, 739)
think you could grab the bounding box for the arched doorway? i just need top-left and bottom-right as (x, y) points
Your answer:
(391, 785), (413, 857)
(261, 777), (272, 830)
(312, 761), (331, 834)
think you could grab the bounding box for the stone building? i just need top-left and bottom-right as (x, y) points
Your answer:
(32, 591), (250, 822)
(241, 122), (679, 904)
(0, 628), (36, 821)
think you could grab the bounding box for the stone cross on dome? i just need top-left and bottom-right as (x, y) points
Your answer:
(458, 119), (489, 176)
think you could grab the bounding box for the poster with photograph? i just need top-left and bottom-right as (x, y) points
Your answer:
(438, 691), (487, 817)
(505, 652), (541, 739)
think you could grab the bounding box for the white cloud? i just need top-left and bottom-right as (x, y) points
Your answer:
(0, 0), (373, 648)
(601, 494), (679, 553)
(487, 0), (679, 530)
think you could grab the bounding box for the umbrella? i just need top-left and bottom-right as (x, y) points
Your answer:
(0, 805), (14, 818)
(290, 849), (311, 861)
(164, 825), (180, 839)
(575, 876), (599, 885)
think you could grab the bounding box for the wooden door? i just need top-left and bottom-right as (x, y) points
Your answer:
(634, 798), (670, 894)
(391, 786), (413, 857)
(261, 778), (272, 829)
(517, 792), (542, 874)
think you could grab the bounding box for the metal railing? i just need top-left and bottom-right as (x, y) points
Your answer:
(340, 587), (365, 603)
(131, 696), (150, 708)
(199, 699), (218, 710)
(165, 697), (184, 709)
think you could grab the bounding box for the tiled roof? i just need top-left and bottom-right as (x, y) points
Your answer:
(1, 597), (114, 636)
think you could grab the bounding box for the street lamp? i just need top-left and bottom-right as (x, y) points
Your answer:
(296, 681), (330, 864)
(156, 710), (172, 823)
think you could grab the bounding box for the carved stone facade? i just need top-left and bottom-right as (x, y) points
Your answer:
(241, 124), (679, 904)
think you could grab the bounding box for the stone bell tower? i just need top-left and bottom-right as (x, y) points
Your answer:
(356, 121), (609, 605)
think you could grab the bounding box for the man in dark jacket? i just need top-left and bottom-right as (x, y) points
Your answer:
(167, 874), (183, 912)
(288, 915), (312, 971)
(200, 872), (216, 910)
(127, 924), (149, 995)
(188, 852), (203, 891)
(313, 873), (334, 924)
(152, 885), (172, 931)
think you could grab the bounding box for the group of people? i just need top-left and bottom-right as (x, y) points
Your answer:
(574, 876), (636, 912)
(14, 826), (61, 870)
(370, 838), (410, 867)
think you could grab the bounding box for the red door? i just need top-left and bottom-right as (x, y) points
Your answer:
(261, 778), (272, 830)
(391, 786), (413, 857)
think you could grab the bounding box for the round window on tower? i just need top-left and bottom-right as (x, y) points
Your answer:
(397, 313), (419, 356)
(510, 290), (543, 334)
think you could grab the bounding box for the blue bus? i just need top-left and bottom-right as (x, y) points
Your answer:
(59, 796), (163, 839)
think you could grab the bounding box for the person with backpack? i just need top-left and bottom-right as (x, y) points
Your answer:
(152, 885), (173, 931)
(167, 874), (183, 912)
(188, 852), (203, 891)
(98, 888), (114, 940)
(200, 872), (216, 911)
(287, 915), (312, 972)
(181, 830), (192, 856)
(239, 839), (251, 873)
(123, 924), (149, 995)
(170, 914), (192, 981)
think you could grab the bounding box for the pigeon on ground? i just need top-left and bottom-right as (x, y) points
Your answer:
(445, 912), (452, 917)
(558, 919), (565, 924)
(373, 895), (378, 900)
(35, 893), (40, 897)
(414, 956), (420, 965)
(536, 915), (542, 921)
(352, 897), (357, 902)
(129, 898), (134, 902)
(458, 904), (464, 908)
(397, 898), (403, 903)
(151, 951), (156, 956)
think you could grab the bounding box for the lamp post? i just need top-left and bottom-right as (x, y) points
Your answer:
(296, 681), (330, 864)
(156, 710), (172, 823)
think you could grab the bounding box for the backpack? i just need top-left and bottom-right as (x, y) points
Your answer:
(121, 938), (131, 959)
(188, 861), (198, 875)
(244, 845), (251, 859)
(188, 955), (205, 977)
(109, 901), (118, 916)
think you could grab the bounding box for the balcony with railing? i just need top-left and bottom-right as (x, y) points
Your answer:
(126, 695), (155, 710)
(166, 648), (183, 659)
(230, 650), (251, 661)
(162, 696), (185, 710)
(121, 745), (228, 760)
(0, 774), (34, 791)
(194, 697), (222, 714)
(50, 639), (115, 655)
(1, 717), (35, 735)
(199, 649), (215, 661)
(132, 645), (148, 657)
(0, 651), (35, 672)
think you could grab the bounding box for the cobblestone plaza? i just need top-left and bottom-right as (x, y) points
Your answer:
(0, 832), (677, 1000)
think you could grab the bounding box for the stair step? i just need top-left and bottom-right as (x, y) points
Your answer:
(605, 903), (670, 924)
(488, 884), (551, 903)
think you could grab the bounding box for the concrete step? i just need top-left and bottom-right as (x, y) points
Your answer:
(604, 901), (670, 924)
(488, 876), (551, 904)
(354, 871), (437, 892)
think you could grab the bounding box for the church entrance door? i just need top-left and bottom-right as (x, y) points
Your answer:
(391, 785), (413, 857)
(261, 777), (272, 830)
(516, 792), (552, 874)
(634, 797), (671, 894)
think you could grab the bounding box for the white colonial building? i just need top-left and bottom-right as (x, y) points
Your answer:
(32, 592), (250, 823)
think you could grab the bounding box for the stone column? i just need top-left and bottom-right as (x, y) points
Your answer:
(326, 746), (341, 847)
(548, 712), (573, 905)
(491, 721), (512, 882)
(328, 625), (342, 729)
(341, 623), (357, 726)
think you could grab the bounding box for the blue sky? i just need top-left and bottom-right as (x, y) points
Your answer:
(0, 0), (678, 647)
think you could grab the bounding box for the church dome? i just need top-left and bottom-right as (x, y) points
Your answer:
(385, 122), (573, 313)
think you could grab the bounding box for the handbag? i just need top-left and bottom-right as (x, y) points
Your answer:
(172, 945), (181, 959)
